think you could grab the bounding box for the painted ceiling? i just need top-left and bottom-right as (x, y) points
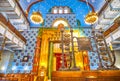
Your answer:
(19, 0), (105, 27)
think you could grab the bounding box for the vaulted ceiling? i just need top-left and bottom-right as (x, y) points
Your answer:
(19, 0), (105, 27)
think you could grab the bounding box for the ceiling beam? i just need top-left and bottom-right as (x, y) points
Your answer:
(104, 23), (119, 37)
(98, 0), (112, 16)
(15, 0), (29, 24)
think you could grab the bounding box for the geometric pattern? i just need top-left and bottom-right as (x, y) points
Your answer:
(81, 28), (99, 70)
(5, 27), (100, 73)
(6, 28), (39, 73)
(88, 51), (99, 70)
(45, 14), (77, 27)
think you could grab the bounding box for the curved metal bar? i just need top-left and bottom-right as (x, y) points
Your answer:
(79, 0), (95, 12)
(106, 50), (116, 67)
(68, 52), (72, 69)
(26, 0), (43, 16)
(92, 30), (103, 69)
(102, 35), (112, 61)
(70, 29), (77, 68)
(101, 29), (116, 68)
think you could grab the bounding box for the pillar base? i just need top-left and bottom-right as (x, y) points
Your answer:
(97, 66), (119, 70)
(70, 67), (80, 71)
(59, 66), (69, 71)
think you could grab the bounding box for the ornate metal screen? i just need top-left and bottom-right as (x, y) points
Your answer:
(77, 37), (92, 51)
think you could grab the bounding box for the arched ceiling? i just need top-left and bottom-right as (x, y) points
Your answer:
(19, 0), (105, 27)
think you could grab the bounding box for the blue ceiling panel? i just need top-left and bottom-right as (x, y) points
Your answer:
(19, 0), (105, 27)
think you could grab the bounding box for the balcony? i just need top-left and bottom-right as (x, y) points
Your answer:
(0, 14), (26, 51)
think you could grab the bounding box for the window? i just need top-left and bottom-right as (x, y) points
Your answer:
(64, 9), (68, 13)
(59, 9), (63, 14)
(54, 9), (58, 14)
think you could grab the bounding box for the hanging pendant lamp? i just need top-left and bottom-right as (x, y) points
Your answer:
(84, 0), (98, 24)
(85, 11), (98, 24)
(30, 11), (43, 24)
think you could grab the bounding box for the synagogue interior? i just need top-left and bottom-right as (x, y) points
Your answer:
(0, 0), (120, 81)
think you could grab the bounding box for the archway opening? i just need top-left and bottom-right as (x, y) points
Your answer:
(52, 18), (70, 28)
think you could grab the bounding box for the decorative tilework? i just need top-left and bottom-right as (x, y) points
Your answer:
(5, 27), (110, 73)
(6, 28), (39, 73)
(45, 14), (77, 27)
(82, 28), (100, 70)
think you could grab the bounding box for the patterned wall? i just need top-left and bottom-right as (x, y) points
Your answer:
(80, 27), (99, 70)
(45, 14), (77, 27)
(5, 27), (101, 74)
(6, 28), (39, 73)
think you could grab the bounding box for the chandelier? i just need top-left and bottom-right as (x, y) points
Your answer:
(85, 12), (98, 24)
(83, 0), (98, 24)
(30, 12), (43, 24)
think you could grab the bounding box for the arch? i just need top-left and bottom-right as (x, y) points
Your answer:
(79, 0), (95, 12)
(52, 18), (70, 28)
(58, 7), (64, 14)
(52, 7), (58, 14)
(64, 6), (70, 13)
(26, 0), (95, 16)
(26, 0), (43, 16)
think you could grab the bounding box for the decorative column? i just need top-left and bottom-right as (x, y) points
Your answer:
(70, 28), (79, 70)
(70, 29), (76, 68)
(82, 51), (90, 71)
(59, 28), (65, 70)
(32, 36), (41, 81)
(38, 32), (49, 76)
(48, 42), (54, 80)
(32, 36), (41, 75)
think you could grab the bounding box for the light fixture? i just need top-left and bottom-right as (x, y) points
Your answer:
(24, 66), (29, 70)
(1, 66), (5, 71)
(85, 11), (98, 24)
(40, 66), (46, 76)
(84, 0), (98, 24)
(86, 76), (97, 78)
(30, 12), (43, 24)
(12, 66), (16, 70)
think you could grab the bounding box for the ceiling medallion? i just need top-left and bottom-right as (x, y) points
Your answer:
(30, 12), (43, 24)
(85, 12), (98, 24)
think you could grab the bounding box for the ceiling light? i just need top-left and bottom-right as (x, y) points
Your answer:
(24, 66), (29, 70)
(85, 12), (98, 24)
(30, 12), (43, 24)
(12, 66), (16, 70)
(1, 66), (5, 71)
